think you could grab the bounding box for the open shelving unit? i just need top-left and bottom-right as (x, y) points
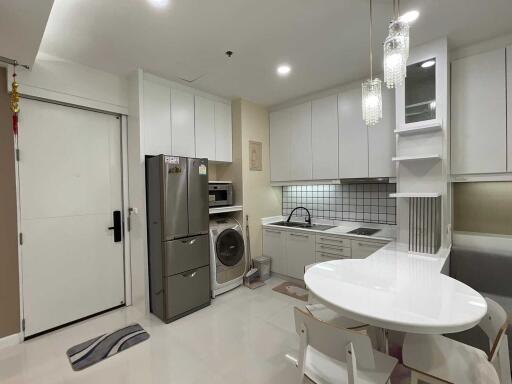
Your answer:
(209, 205), (243, 215)
(390, 192), (442, 198)
(395, 119), (442, 136)
(392, 154), (441, 162)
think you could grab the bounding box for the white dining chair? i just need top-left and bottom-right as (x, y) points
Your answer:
(402, 297), (510, 384)
(305, 263), (368, 330)
(289, 307), (398, 384)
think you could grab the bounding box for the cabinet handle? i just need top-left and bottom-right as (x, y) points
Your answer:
(319, 245), (343, 250)
(265, 229), (282, 234)
(319, 237), (345, 243)
(357, 242), (381, 248)
(290, 233), (309, 238)
(319, 253), (338, 259)
(181, 271), (197, 278)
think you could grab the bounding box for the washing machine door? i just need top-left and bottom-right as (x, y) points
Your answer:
(216, 229), (244, 267)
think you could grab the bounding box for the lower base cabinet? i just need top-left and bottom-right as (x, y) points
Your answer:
(263, 227), (389, 280)
(285, 232), (315, 279)
(351, 239), (387, 259)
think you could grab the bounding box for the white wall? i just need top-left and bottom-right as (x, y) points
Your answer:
(239, 100), (282, 260)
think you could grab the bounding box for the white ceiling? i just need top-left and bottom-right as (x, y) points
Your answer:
(39, 0), (512, 107)
(0, 0), (54, 66)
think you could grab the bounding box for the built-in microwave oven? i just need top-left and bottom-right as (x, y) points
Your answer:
(208, 182), (233, 207)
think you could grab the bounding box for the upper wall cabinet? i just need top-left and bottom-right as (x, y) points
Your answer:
(312, 95), (339, 179)
(171, 88), (195, 157)
(214, 101), (233, 162)
(194, 98), (232, 162)
(338, 88), (368, 179)
(143, 79), (172, 156)
(142, 74), (232, 162)
(270, 88), (395, 183)
(451, 48), (507, 174)
(289, 102), (313, 180)
(270, 102), (312, 182)
(369, 88), (396, 178)
(270, 107), (291, 181)
(194, 96), (215, 160)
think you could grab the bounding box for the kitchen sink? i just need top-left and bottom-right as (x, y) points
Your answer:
(271, 221), (336, 231)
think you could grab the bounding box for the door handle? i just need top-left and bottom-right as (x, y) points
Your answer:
(108, 210), (122, 242)
(181, 271), (197, 278)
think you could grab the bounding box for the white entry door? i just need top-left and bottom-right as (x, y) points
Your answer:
(18, 99), (125, 337)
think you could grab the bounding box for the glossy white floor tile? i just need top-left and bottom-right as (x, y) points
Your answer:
(0, 277), (303, 384)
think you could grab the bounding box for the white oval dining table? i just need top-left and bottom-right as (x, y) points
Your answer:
(304, 244), (488, 334)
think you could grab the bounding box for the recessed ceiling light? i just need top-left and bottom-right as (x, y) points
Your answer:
(148, 0), (169, 8)
(399, 10), (419, 24)
(421, 60), (436, 68)
(277, 64), (291, 76)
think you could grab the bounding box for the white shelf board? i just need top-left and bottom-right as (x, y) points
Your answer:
(392, 154), (441, 162)
(395, 121), (442, 136)
(209, 205), (243, 215)
(390, 193), (441, 198)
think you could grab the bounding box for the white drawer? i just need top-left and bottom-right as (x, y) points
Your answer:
(315, 234), (350, 248)
(315, 243), (351, 258)
(351, 239), (387, 259)
(315, 250), (349, 263)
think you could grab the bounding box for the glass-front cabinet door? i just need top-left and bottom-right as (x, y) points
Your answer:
(405, 58), (436, 124)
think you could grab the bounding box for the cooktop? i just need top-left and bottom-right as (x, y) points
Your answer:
(347, 227), (381, 236)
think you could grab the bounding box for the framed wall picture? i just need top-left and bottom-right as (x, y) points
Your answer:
(249, 141), (262, 171)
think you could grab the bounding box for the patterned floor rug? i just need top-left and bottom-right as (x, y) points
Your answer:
(66, 323), (150, 371)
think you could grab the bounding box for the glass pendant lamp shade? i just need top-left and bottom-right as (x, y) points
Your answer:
(384, 19), (409, 88)
(361, 0), (382, 126)
(362, 78), (382, 126)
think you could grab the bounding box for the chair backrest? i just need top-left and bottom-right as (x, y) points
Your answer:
(479, 297), (508, 361)
(293, 307), (376, 370)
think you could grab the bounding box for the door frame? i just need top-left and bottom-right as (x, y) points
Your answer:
(14, 95), (132, 340)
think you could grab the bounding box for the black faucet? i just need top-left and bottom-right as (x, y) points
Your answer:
(287, 206), (311, 225)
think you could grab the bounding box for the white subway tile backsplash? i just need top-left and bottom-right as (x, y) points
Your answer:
(281, 183), (397, 225)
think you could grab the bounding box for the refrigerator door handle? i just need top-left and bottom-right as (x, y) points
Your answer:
(181, 271), (197, 278)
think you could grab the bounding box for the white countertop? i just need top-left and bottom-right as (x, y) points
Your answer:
(261, 216), (396, 242)
(304, 242), (487, 334)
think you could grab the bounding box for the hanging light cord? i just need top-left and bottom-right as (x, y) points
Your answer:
(369, 0), (373, 80)
(393, 0), (401, 19)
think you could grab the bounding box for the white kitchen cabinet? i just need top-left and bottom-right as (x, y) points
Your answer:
(508, 45), (512, 172)
(289, 102), (313, 181)
(339, 88), (369, 178)
(263, 228), (287, 275)
(312, 95), (339, 179)
(194, 96), (215, 160)
(368, 88), (396, 177)
(351, 239), (386, 259)
(286, 231), (315, 279)
(171, 88), (195, 157)
(270, 108), (291, 181)
(214, 102), (232, 162)
(143, 79), (171, 155)
(269, 102), (312, 181)
(451, 48), (507, 174)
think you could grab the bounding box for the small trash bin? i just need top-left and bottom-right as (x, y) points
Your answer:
(253, 256), (271, 281)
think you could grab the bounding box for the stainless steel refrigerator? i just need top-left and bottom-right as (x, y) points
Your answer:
(146, 155), (210, 323)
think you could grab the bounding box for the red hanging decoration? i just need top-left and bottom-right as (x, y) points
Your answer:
(10, 66), (20, 136)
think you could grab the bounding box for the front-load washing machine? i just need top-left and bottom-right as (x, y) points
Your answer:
(209, 218), (246, 297)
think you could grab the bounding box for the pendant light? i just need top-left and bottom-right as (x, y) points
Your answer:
(362, 0), (382, 126)
(383, 0), (409, 88)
